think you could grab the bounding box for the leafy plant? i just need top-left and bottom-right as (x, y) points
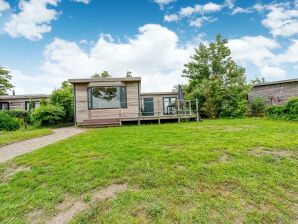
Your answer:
(0, 111), (20, 131)
(0, 66), (14, 95)
(251, 97), (266, 116)
(31, 104), (65, 126)
(266, 97), (298, 120)
(50, 81), (74, 123)
(183, 35), (250, 118)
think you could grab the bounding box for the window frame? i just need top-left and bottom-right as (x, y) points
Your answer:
(25, 101), (40, 111)
(0, 102), (9, 110)
(87, 86), (128, 110)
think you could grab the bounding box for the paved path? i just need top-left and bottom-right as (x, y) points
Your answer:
(0, 127), (87, 163)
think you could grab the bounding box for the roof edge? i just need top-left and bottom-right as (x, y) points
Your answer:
(69, 77), (142, 83)
(253, 78), (298, 87)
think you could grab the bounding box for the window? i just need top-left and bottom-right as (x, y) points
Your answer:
(88, 86), (127, 109)
(0, 102), (9, 110)
(163, 97), (177, 115)
(25, 101), (40, 111)
(141, 97), (154, 116)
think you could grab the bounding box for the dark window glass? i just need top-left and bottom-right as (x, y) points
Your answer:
(25, 101), (40, 111)
(141, 98), (154, 116)
(0, 102), (9, 110)
(88, 86), (127, 109)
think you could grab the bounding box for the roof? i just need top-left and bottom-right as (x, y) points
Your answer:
(69, 77), (141, 84)
(141, 92), (178, 96)
(253, 78), (298, 87)
(0, 94), (49, 100)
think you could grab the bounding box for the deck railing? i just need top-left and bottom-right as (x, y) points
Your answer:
(117, 99), (200, 125)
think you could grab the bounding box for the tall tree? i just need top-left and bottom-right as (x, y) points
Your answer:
(0, 66), (14, 95)
(92, 71), (111, 78)
(183, 35), (250, 118)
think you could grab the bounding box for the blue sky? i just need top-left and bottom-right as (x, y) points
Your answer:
(0, 0), (297, 94)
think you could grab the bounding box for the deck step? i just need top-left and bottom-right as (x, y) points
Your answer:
(82, 118), (120, 128)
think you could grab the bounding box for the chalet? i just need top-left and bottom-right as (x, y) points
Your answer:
(69, 77), (199, 127)
(248, 78), (298, 105)
(0, 94), (49, 111)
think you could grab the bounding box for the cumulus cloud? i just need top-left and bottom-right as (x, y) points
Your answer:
(228, 36), (287, 79)
(0, 0), (9, 15)
(164, 14), (179, 22)
(40, 24), (194, 92)
(231, 7), (252, 15)
(179, 3), (223, 17)
(4, 0), (60, 41)
(259, 2), (298, 37)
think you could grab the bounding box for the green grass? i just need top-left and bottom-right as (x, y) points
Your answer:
(0, 128), (52, 146)
(0, 118), (297, 223)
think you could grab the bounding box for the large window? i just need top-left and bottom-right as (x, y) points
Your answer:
(163, 97), (177, 115)
(0, 102), (9, 110)
(88, 86), (127, 109)
(25, 101), (41, 111)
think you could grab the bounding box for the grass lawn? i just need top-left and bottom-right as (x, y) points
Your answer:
(0, 118), (297, 223)
(0, 128), (53, 146)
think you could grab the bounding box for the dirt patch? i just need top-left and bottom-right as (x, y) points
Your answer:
(27, 209), (46, 224)
(0, 166), (31, 181)
(249, 147), (297, 158)
(209, 151), (231, 165)
(48, 183), (127, 224)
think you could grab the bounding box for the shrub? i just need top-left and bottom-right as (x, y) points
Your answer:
(6, 110), (30, 121)
(0, 111), (20, 131)
(31, 104), (65, 127)
(266, 97), (298, 121)
(251, 97), (266, 116)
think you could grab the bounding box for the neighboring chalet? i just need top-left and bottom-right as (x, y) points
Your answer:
(69, 77), (199, 127)
(249, 78), (298, 105)
(0, 94), (49, 111)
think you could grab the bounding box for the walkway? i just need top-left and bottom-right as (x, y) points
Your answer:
(0, 127), (86, 163)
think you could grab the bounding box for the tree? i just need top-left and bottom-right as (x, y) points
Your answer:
(0, 66), (14, 95)
(92, 71), (111, 78)
(183, 35), (250, 118)
(50, 81), (74, 123)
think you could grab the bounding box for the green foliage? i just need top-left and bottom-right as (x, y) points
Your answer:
(6, 110), (30, 120)
(0, 66), (14, 95)
(266, 97), (298, 120)
(0, 111), (20, 131)
(251, 97), (266, 116)
(31, 104), (65, 126)
(183, 35), (250, 118)
(50, 81), (74, 123)
(92, 71), (111, 78)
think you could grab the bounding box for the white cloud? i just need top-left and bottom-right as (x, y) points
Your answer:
(190, 17), (217, 28)
(260, 66), (286, 79)
(231, 7), (252, 15)
(179, 3), (223, 17)
(0, 0), (9, 15)
(164, 14), (179, 22)
(70, 0), (91, 3)
(40, 24), (194, 92)
(225, 0), (235, 9)
(4, 0), (60, 41)
(274, 40), (298, 64)
(154, 0), (175, 9)
(259, 2), (298, 37)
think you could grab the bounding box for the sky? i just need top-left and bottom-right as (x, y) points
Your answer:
(0, 0), (297, 94)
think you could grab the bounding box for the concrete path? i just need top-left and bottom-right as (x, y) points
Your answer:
(0, 127), (86, 163)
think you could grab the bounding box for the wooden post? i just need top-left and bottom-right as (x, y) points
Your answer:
(189, 100), (192, 115)
(177, 99), (181, 123)
(157, 99), (161, 124)
(119, 111), (122, 126)
(196, 99), (199, 122)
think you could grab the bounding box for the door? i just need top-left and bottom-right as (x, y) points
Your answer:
(141, 98), (154, 116)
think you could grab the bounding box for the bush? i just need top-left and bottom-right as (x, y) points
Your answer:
(6, 110), (30, 121)
(251, 97), (266, 116)
(31, 104), (66, 127)
(0, 111), (20, 131)
(266, 97), (298, 121)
